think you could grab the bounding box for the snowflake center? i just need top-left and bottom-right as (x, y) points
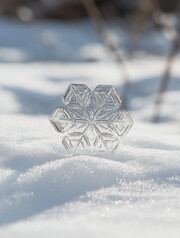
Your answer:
(88, 118), (95, 125)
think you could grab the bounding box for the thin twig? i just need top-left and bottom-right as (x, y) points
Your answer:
(80, 0), (131, 109)
(152, 32), (180, 122)
(152, 3), (180, 122)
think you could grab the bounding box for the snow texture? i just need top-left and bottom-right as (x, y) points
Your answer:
(0, 18), (180, 237)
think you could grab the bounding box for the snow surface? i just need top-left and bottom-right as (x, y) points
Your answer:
(0, 18), (180, 237)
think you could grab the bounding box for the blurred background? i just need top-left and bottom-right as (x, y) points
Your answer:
(0, 0), (178, 20)
(0, 0), (180, 122)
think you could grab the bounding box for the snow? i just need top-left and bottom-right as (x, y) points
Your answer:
(0, 18), (180, 237)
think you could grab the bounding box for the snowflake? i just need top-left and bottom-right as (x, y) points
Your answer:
(49, 84), (133, 153)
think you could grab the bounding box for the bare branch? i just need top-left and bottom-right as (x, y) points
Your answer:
(80, 0), (131, 109)
(152, 31), (180, 122)
(152, 3), (180, 122)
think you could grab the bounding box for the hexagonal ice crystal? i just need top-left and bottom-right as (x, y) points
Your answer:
(49, 84), (133, 153)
